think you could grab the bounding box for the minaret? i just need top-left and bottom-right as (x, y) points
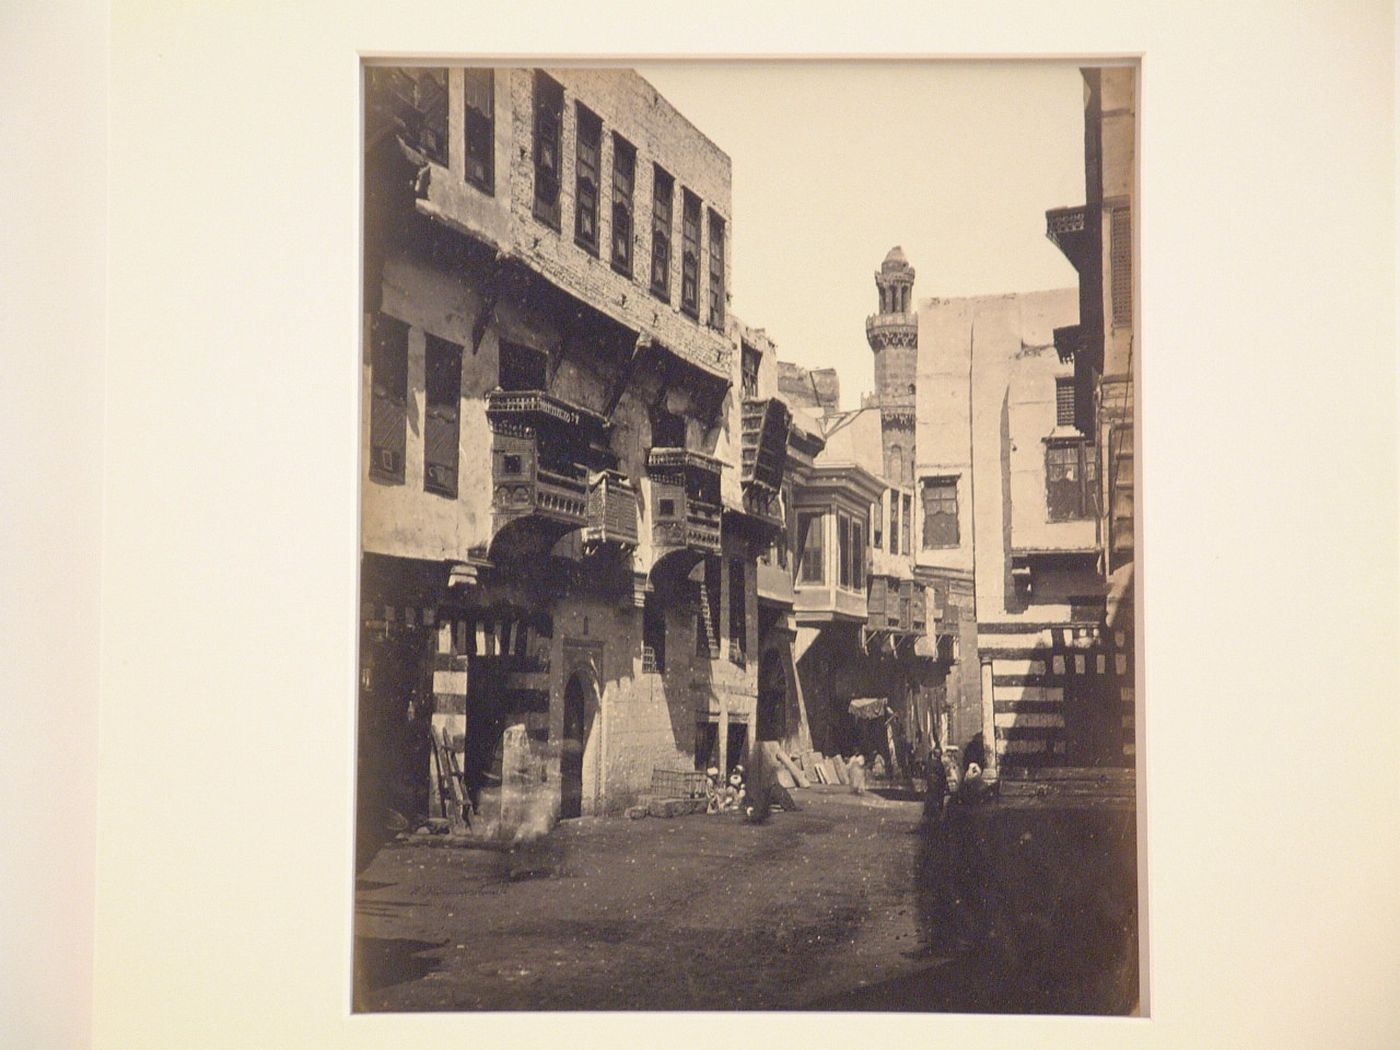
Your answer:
(866, 246), (918, 485)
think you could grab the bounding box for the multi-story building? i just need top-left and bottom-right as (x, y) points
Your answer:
(917, 288), (1133, 773)
(359, 67), (790, 842)
(1046, 66), (1137, 584)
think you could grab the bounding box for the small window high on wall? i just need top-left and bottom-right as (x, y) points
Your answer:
(680, 190), (701, 318)
(611, 134), (635, 276)
(574, 104), (601, 254)
(921, 478), (959, 548)
(707, 210), (725, 330)
(369, 314), (408, 484)
(1056, 377), (1077, 428)
(462, 69), (494, 194)
(423, 334), (462, 498)
(650, 166), (673, 301)
(532, 71), (563, 230)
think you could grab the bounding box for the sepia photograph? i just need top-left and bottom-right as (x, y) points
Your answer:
(11, 1), (1399, 1046)
(353, 59), (1142, 1014)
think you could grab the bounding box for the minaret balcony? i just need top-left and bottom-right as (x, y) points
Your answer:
(864, 313), (918, 347)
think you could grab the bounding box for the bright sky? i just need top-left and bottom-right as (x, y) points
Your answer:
(634, 61), (1086, 409)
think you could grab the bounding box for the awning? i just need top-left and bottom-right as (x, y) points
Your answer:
(848, 697), (888, 720)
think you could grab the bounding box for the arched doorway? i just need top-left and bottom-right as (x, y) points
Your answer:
(756, 649), (787, 744)
(560, 671), (596, 819)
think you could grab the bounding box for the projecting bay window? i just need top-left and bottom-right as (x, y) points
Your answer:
(1046, 439), (1098, 522)
(707, 210), (726, 330)
(797, 511), (825, 585)
(680, 190), (701, 318)
(650, 166), (673, 301)
(423, 334), (462, 498)
(611, 134), (635, 276)
(835, 512), (867, 592)
(531, 71), (563, 230)
(462, 69), (494, 194)
(921, 478), (959, 548)
(574, 105), (601, 255)
(369, 314), (408, 484)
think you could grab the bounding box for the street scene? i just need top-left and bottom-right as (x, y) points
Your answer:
(356, 61), (1140, 1014)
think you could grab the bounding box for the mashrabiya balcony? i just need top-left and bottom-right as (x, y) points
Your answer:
(646, 447), (724, 557)
(866, 575), (927, 637)
(487, 390), (609, 535)
(1045, 204), (1096, 270)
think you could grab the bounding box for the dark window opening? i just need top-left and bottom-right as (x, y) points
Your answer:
(741, 344), (760, 399)
(728, 558), (747, 666)
(424, 334), (462, 497)
(657, 498), (676, 518)
(650, 166), (673, 301)
(498, 341), (548, 392)
(502, 454), (523, 476)
(1056, 377), (1077, 428)
(890, 492), (901, 560)
(462, 69), (494, 193)
(693, 719), (748, 775)
(921, 478), (959, 549)
(680, 190), (701, 318)
(1047, 440), (1097, 522)
(574, 104), (601, 254)
(798, 511), (825, 585)
(369, 314), (409, 484)
(838, 513), (851, 590)
(852, 519), (866, 591)
(611, 134), (635, 276)
(531, 71), (563, 230)
(651, 407), (686, 449)
(708, 210), (726, 330)
(872, 499), (883, 549)
(901, 493), (913, 553)
(642, 592), (665, 673)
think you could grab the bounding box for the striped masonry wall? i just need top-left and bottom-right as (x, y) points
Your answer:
(978, 619), (1135, 769)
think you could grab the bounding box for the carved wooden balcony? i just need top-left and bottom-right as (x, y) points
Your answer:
(866, 575), (926, 637)
(646, 446), (724, 572)
(584, 470), (640, 550)
(1045, 204), (1096, 270)
(740, 398), (791, 493)
(487, 390), (607, 558)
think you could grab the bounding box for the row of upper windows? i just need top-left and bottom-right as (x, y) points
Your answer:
(378, 67), (729, 333)
(530, 71), (727, 330)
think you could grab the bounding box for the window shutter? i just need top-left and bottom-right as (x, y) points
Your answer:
(1110, 205), (1132, 326)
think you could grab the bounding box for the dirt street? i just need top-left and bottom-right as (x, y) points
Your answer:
(353, 787), (1137, 1013)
